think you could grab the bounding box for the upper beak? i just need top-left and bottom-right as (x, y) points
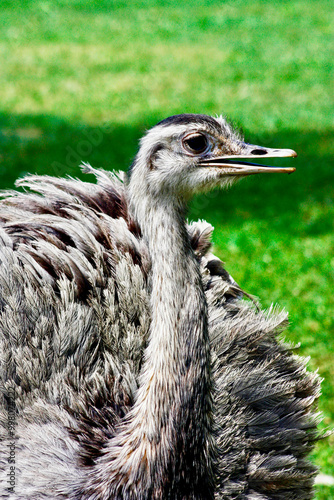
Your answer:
(199, 144), (297, 175)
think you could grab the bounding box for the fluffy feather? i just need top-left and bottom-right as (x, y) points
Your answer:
(0, 167), (320, 499)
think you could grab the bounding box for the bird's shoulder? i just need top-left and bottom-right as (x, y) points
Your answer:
(0, 166), (238, 301)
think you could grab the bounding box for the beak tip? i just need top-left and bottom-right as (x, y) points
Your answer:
(278, 148), (297, 158)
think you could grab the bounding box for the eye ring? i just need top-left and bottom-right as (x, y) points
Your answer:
(182, 133), (209, 155)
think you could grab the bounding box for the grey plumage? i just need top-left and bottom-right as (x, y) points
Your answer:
(0, 114), (321, 499)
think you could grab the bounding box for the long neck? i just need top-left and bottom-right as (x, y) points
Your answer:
(136, 197), (213, 454)
(86, 193), (214, 499)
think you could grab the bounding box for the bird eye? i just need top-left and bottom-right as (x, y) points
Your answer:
(183, 134), (208, 155)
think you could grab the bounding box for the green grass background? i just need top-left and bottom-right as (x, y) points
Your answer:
(0, 1), (333, 496)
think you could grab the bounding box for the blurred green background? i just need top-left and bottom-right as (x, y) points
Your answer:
(0, 1), (333, 497)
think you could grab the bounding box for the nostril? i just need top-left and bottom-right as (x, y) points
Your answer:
(251, 149), (267, 155)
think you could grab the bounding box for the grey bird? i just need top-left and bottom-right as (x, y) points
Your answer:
(0, 114), (321, 499)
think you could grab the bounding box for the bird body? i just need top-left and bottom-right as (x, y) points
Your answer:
(0, 115), (320, 499)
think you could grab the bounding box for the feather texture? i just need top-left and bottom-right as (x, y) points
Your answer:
(0, 166), (320, 499)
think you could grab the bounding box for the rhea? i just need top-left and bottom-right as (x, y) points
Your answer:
(0, 114), (320, 500)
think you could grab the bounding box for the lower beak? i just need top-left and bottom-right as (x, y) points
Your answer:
(199, 146), (297, 175)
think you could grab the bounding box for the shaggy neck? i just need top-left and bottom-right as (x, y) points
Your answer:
(89, 192), (214, 499)
(137, 197), (212, 428)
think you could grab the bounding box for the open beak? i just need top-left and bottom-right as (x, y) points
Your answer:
(199, 144), (297, 175)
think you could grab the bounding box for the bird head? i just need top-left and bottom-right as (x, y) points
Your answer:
(128, 114), (296, 203)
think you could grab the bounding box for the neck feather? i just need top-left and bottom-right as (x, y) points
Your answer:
(84, 191), (214, 499)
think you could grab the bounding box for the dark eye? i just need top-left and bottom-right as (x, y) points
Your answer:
(183, 134), (208, 155)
